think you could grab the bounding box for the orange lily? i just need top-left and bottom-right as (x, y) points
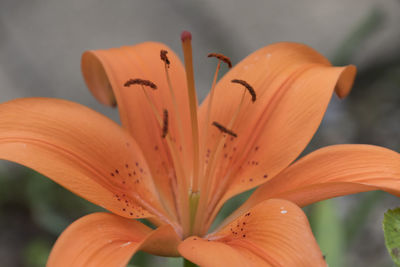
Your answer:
(1, 31), (400, 267)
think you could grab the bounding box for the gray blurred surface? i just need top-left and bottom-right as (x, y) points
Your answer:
(1, 0), (399, 109)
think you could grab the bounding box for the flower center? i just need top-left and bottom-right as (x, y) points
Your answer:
(124, 32), (256, 238)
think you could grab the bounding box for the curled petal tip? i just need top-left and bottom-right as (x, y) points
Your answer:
(335, 64), (357, 99)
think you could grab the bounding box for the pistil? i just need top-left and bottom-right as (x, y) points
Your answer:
(181, 32), (201, 193)
(181, 31), (202, 237)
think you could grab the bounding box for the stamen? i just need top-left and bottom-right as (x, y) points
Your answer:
(124, 78), (157, 89)
(160, 49), (186, 158)
(194, 57), (224, 235)
(212, 121), (237, 138)
(162, 109), (168, 138)
(231, 79), (256, 102)
(160, 50), (170, 67)
(207, 53), (232, 68)
(125, 80), (188, 231)
(160, 48), (192, 228)
(200, 58), (222, 180)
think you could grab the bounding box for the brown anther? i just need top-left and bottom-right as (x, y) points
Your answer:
(160, 50), (170, 67)
(162, 109), (168, 138)
(124, 78), (157, 89)
(212, 121), (237, 138)
(207, 53), (232, 68)
(231, 79), (256, 102)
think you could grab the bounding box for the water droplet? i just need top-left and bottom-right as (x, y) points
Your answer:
(120, 241), (132, 247)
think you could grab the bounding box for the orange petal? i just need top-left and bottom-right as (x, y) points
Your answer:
(47, 212), (179, 267)
(179, 199), (325, 267)
(140, 222), (182, 257)
(225, 144), (400, 226)
(0, 98), (168, 221)
(198, 42), (356, 229)
(82, 42), (193, 217)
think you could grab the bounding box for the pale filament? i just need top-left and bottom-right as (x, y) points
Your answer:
(161, 58), (189, 179)
(138, 84), (189, 234)
(195, 81), (251, 236)
(200, 86), (254, 235)
(199, 60), (221, 191)
(206, 82), (269, 232)
(208, 88), (247, 203)
(193, 59), (222, 234)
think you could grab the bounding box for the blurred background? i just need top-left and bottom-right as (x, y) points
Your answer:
(0, 0), (400, 266)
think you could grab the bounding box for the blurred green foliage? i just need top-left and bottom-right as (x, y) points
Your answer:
(310, 199), (345, 267)
(383, 208), (400, 266)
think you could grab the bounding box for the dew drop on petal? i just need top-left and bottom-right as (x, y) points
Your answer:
(120, 241), (132, 247)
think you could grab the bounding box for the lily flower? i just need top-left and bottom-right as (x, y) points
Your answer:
(1, 31), (400, 267)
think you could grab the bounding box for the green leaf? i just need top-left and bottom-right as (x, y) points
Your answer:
(383, 208), (400, 266)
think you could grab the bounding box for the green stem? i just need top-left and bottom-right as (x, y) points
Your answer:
(183, 258), (197, 267)
(189, 191), (200, 235)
